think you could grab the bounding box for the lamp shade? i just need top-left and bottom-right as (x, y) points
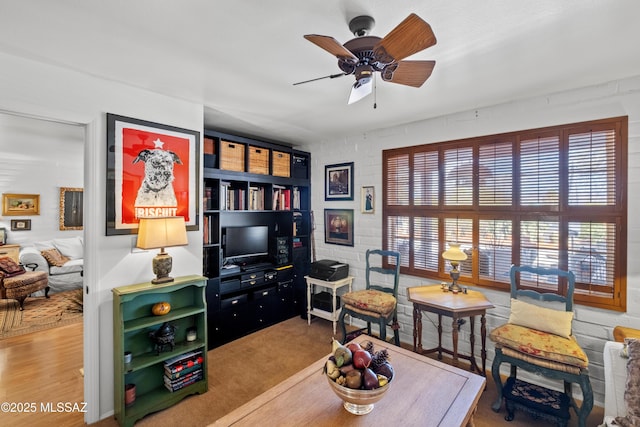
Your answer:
(136, 217), (188, 250)
(442, 243), (468, 261)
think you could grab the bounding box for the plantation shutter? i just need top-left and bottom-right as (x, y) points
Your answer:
(520, 136), (559, 206)
(444, 147), (473, 206)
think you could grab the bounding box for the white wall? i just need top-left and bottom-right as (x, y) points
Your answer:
(0, 52), (204, 423)
(302, 75), (640, 407)
(0, 113), (84, 245)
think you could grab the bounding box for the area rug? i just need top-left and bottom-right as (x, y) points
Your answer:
(0, 288), (83, 339)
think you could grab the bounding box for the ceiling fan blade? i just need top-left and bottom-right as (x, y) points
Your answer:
(374, 13), (437, 63)
(381, 60), (436, 87)
(293, 72), (347, 86)
(303, 35), (358, 63)
(348, 79), (373, 105)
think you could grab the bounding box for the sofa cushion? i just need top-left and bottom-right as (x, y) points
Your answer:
(32, 240), (55, 251)
(614, 339), (640, 427)
(41, 248), (70, 267)
(508, 298), (574, 339)
(49, 259), (83, 275)
(53, 236), (83, 259)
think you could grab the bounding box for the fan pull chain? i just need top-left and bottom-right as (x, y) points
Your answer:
(373, 74), (377, 109)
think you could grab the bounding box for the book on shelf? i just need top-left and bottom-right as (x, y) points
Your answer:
(203, 215), (209, 244)
(164, 369), (203, 392)
(163, 350), (203, 371)
(220, 181), (229, 211)
(164, 354), (204, 375)
(220, 181), (247, 211)
(164, 363), (203, 380)
(292, 186), (301, 210)
(293, 212), (303, 236)
(272, 185), (291, 210)
(249, 186), (265, 210)
(204, 186), (213, 210)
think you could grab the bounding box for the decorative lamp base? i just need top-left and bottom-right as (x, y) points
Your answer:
(152, 251), (174, 284)
(448, 267), (461, 293)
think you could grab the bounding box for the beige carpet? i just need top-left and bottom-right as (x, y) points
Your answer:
(0, 288), (83, 339)
(92, 316), (603, 427)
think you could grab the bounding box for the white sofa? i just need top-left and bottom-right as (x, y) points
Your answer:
(602, 340), (628, 426)
(602, 325), (640, 427)
(19, 236), (83, 294)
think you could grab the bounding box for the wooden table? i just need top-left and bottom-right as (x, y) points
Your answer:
(212, 335), (485, 427)
(408, 285), (494, 376)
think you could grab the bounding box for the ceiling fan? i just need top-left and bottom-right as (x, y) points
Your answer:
(295, 13), (437, 104)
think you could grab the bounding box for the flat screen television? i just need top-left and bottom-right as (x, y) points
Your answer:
(223, 225), (269, 260)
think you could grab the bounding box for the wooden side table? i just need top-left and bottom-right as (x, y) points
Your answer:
(0, 244), (20, 263)
(305, 275), (353, 335)
(408, 285), (494, 376)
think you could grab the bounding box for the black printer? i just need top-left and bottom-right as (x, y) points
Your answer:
(309, 259), (349, 281)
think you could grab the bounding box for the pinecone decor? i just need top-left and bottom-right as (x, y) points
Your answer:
(371, 349), (390, 370)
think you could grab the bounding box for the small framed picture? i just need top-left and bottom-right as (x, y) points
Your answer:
(361, 186), (375, 214)
(0, 227), (6, 245)
(324, 209), (354, 246)
(11, 219), (31, 231)
(325, 162), (354, 201)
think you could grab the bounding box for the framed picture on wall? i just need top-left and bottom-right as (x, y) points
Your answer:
(10, 219), (31, 231)
(361, 186), (375, 214)
(2, 193), (40, 216)
(0, 227), (6, 245)
(325, 162), (354, 201)
(106, 113), (200, 235)
(324, 209), (354, 246)
(60, 187), (83, 230)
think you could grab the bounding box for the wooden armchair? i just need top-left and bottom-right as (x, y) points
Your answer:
(490, 265), (593, 427)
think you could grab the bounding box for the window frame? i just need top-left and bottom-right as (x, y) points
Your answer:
(382, 116), (628, 311)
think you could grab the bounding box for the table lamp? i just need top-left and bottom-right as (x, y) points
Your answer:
(442, 243), (468, 293)
(136, 216), (188, 284)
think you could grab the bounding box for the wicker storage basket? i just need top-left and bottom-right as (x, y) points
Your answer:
(248, 146), (270, 175)
(272, 150), (291, 177)
(220, 140), (245, 172)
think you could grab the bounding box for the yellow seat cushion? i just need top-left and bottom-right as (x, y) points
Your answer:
(341, 290), (396, 315)
(490, 323), (589, 369)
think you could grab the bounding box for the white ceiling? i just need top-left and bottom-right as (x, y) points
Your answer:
(1, 1), (639, 145)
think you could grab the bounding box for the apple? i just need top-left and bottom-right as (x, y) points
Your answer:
(352, 349), (372, 369)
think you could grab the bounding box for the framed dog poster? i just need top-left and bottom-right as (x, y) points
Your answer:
(106, 113), (200, 235)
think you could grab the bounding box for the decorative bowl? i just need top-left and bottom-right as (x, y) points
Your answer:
(326, 375), (391, 415)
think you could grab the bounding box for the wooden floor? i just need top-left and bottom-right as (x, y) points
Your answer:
(0, 322), (84, 427)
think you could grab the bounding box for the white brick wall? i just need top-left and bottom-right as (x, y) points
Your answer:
(300, 74), (640, 408)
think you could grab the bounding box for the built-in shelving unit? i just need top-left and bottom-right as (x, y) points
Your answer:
(202, 129), (311, 348)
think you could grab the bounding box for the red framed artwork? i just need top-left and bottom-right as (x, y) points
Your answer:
(106, 113), (200, 235)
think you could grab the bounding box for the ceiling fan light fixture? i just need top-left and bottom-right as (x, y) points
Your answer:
(348, 78), (373, 105)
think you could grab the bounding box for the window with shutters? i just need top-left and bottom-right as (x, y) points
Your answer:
(382, 116), (627, 311)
